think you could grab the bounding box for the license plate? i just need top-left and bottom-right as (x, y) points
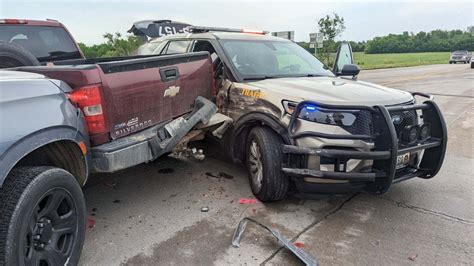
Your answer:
(396, 153), (410, 169)
(165, 117), (186, 137)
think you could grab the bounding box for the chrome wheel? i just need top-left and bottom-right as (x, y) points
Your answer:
(249, 140), (263, 192)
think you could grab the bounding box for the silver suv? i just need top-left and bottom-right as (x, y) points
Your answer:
(449, 50), (471, 64)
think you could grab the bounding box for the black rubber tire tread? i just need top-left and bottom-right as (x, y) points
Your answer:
(0, 166), (86, 265)
(246, 127), (288, 201)
(0, 41), (40, 68)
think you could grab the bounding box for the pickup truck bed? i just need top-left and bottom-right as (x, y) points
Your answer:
(15, 51), (214, 146)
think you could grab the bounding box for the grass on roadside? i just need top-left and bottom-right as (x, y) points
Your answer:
(353, 52), (451, 70)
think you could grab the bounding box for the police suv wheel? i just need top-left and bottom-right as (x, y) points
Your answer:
(246, 127), (288, 201)
(0, 167), (86, 266)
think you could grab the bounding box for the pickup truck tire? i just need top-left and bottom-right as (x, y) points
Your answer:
(246, 127), (288, 201)
(0, 167), (86, 266)
(0, 41), (40, 68)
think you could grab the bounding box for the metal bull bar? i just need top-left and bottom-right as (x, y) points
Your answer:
(282, 92), (447, 194)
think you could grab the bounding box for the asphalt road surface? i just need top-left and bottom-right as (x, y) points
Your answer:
(79, 64), (473, 265)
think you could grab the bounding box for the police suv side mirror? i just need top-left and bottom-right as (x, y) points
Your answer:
(333, 42), (359, 79)
(337, 64), (360, 77)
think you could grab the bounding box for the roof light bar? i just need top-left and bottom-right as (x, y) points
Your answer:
(0, 19), (27, 24)
(189, 26), (268, 35)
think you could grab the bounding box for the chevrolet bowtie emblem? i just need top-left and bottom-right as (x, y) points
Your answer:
(164, 85), (180, 97)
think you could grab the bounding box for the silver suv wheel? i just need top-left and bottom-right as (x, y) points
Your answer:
(248, 140), (263, 192)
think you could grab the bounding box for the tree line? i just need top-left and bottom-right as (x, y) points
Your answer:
(78, 33), (142, 58)
(298, 28), (473, 55)
(363, 29), (473, 53)
(78, 26), (474, 59)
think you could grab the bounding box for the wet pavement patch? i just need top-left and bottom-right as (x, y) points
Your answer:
(123, 219), (232, 265)
(205, 172), (219, 178)
(205, 172), (234, 179)
(158, 168), (175, 174)
(219, 172), (234, 179)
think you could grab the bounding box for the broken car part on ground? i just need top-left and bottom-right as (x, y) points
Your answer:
(232, 217), (318, 266)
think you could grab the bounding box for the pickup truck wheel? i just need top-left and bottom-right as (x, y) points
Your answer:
(0, 41), (40, 68)
(246, 127), (288, 201)
(0, 167), (86, 266)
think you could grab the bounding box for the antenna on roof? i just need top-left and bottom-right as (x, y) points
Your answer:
(189, 26), (268, 35)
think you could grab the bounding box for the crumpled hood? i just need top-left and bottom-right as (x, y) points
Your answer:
(248, 76), (414, 106)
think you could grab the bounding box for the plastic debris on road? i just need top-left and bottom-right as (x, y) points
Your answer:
(294, 242), (305, 248)
(408, 253), (418, 261)
(239, 198), (257, 204)
(103, 181), (117, 187)
(87, 217), (96, 229)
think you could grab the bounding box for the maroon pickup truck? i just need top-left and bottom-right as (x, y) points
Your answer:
(17, 52), (218, 172)
(2, 19), (219, 170)
(0, 19), (223, 264)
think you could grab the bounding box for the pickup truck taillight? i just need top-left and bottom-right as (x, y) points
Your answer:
(68, 85), (106, 135)
(0, 19), (27, 24)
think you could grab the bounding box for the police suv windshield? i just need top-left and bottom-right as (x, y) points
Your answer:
(219, 39), (333, 80)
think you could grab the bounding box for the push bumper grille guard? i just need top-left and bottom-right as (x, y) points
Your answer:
(282, 92), (447, 194)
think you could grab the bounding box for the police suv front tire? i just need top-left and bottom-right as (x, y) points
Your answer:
(246, 127), (288, 201)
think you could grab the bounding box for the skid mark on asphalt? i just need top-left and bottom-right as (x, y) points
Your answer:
(261, 193), (357, 265)
(374, 68), (465, 86)
(379, 197), (474, 225)
(267, 194), (473, 265)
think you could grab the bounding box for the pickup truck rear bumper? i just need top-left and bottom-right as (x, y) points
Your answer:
(91, 96), (217, 173)
(282, 92), (447, 194)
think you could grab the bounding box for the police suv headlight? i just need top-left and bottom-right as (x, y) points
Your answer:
(419, 123), (430, 140)
(402, 125), (419, 143)
(282, 101), (358, 126)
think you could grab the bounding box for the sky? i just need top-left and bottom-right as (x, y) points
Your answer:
(2, 0), (473, 45)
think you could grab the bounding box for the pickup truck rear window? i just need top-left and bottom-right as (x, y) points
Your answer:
(0, 25), (81, 62)
(162, 40), (191, 55)
(136, 41), (163, 55)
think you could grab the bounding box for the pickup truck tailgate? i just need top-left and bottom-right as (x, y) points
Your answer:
(97, 52), (213, 139)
